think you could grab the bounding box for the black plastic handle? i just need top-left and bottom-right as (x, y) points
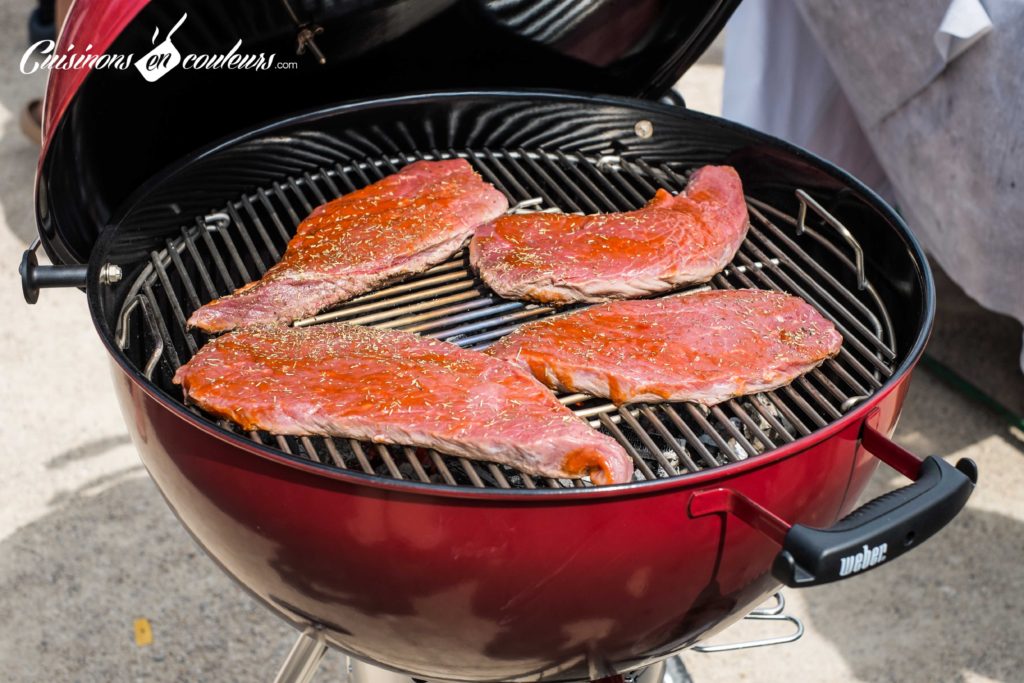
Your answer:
(772, 455), (977, 587)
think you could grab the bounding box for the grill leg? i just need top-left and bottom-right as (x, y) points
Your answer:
(274, 628), (328, 683)
(349, 656), (415, 683)
(661, 657), (694, 683)
(635, 661), (666, 683)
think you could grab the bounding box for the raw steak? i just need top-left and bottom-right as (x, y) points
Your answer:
(469, 165), (747, 304)
(173, 324), (633, 485)
(486, 289), (843, 406)
(188, 159), (508, 333)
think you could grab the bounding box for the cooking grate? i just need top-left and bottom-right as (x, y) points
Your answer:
(116, 149), (897, 489)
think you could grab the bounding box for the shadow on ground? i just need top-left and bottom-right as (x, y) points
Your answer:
(0, 473), (347, 682)
(896, 364), (1024, 460)
(929, 264), (1024, 420)
(802, 370), (1024, 683)
(804, 504), (1023, 683)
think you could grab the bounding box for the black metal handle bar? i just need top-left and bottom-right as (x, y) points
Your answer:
(772, 425), (977, 587)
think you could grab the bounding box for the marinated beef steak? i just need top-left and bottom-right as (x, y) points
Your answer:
(173, 324), (633, 485)
(188, 159), (508, 333)
(486, 289), (843, 406)
(469, 165), (747, 304)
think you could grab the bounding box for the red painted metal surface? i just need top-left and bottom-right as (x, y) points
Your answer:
(862, 414), (923, 481)
(836, 367), (916, 518)
(110, 356), (908, 682)
(688, 488), (791, 545)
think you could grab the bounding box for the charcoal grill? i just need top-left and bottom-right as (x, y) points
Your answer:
(23, 1), (976, 681)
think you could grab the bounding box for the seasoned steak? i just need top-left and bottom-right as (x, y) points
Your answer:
(486, 289), (843, 406)
(469, 165), (747, 304)
(173, 324), (633, 485)
(188, 159), (508, 333)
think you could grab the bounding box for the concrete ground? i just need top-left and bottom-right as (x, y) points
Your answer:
(1, 10), (1022, 683)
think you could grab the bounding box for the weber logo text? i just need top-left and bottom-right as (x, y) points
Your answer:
(838, 542), (888, 577)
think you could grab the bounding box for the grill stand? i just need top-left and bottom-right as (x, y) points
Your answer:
(690, 592), (804, 653)
(271, 593), (798, 682)
(274, 628), (328, 683)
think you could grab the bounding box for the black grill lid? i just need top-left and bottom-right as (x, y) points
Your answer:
(36, 0), (738, 266)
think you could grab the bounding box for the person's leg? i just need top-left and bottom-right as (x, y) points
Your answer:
(55, 0), (70, 30)
(28, 0), (56, 44)
(21, 0), (73, 144)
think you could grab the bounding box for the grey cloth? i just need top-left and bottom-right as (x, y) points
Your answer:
(722, 0), (893, 196)
(726, 0), (1024, 370)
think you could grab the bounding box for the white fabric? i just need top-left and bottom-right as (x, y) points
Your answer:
(722, 0), (891, 196)
(935, 0), (993, 63)
(723, 0), (1024, 371)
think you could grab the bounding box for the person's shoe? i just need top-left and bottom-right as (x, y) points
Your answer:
(20, 99), (43, 145)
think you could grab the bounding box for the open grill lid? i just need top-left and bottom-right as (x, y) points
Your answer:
(35, 0), (739, 268)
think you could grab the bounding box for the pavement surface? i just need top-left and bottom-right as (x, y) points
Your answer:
(1, 10), (1022, 683)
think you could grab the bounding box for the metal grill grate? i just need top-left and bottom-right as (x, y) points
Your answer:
(116, 149), (897, 489)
